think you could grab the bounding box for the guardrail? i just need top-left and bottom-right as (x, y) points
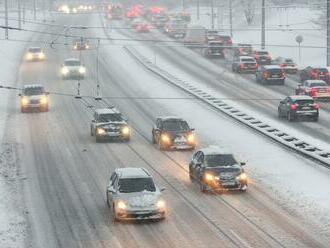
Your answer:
(124, 45), (330, 168)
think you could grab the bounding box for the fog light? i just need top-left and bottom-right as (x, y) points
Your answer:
(40, 96), (48, 105)
(97, 128), (105, 135)
(187, 133), (195, 143)
(117, 201), (127, 210)
(21, 97), (29, 106)
(204, 173), (215, 181)
(156, 200), (166, 209)
(122, 126), (130, 135)
(79, 67), (86, 74)
(61, 67), (69, 75)
(161, 134), (170, 143)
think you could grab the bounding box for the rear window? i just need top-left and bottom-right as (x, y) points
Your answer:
(294, 100), (314, 105)
(285, 59), (293, 63)
(257, 51), (269, 55)
(242, 58), (255, 62)
(219, 36), (231, 41)
(118, 178), (156, 193)
(310, 82), (327, 87)
(316, 68), (328, 73)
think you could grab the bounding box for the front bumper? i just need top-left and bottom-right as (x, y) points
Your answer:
(203, 179), (247, 191)
(63, 71), (85, 79)
(116, 209), (165, 220)
(96, 132), (129, 140)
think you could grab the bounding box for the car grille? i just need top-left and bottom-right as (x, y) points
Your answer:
(30, 99), (40, 104)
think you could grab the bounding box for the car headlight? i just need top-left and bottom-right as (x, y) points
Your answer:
(97, 128), (105, 135)
(117, 201), (127, 210)
(204, 173), (215, 181)
(61, 67), (69, 75)
(85, 44), (89, 49)
(187, 133), (195, 143)
(40, 96), (48, 104)
(72, 8), (77, 13)
(156, 199), (166, 210)
(21, 97), (29, 106)
(73, 45), (77, 50)
(26, 53), (33, 60)
(121, 126), (130, 135)
(79, 67), (86, 74)
(38, 53), (45, 59)
(161, 134), (170, 143)
(236, 173), (248, 181)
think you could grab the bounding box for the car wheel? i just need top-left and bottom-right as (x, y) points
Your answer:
(189, 167), (194, 181)
(21, 107), (27, 113)
(200, 182), (207, 193)
(287, 112), (294, 122)
(91, 127), (94, 136)
(106, 194), (110, 208)
(278, 108), (282, 118)
(152, 133), (156, 144)
(158, 140), (165, 151)
(123, 137), (130, 142)
(96, 136), (101, 143)
(313, 116), (319, 122)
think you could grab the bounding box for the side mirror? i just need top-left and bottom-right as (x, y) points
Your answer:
(107, 186), (114, 193)
(160, 187), (166, 192)
(240, 162), (246, 166)
(92, 120), (96, 123)
(280, 100), (284, 104)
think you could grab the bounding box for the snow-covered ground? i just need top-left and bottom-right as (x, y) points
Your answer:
(96, 13), (330, 237)
(187, 4), (325, 67)
(0, 10), (47, 248)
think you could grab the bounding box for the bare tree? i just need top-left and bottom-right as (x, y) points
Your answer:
(241, 0), (256, 25)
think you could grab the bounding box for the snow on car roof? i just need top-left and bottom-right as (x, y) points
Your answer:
(199, 146), (232, 156)
(290, 95), (313, 101)
(95, 108), (120, 115)
(239, 56), (254, 60)
(158, 116), (183, 121)
(116, 167), (150, 178)
(23, 84), (44, 89)
(304, 80), (327, 84)
(64, 58), (80, 62)
(263, 65), (281, 69)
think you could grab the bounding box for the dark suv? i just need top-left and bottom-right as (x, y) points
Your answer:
(256, 65), (285, 85)
(90, 108), (130, 142)
(278, 95), (319, 122)
(189, 146), (247, 192)
(300, 66), (330, 84)
(152, 116), (196, 150)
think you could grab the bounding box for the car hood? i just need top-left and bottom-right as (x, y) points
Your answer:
(117, 191), (161, 208)
(96, 121), (127, 127)
(24, 95), (43, 100)
(163, 130), (191, 137)
(205, 165), (242, 175)
(65, 66), (81, 70)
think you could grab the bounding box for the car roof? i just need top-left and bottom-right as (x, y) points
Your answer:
(157, 116), (185, 121)
(23, 84), (44, 89)
(263, 65), (281, 69)
(64, 58), (80, 62)
(115, 167), (151, 179)
(255, 50), (269, 53)
(304, 80), (327, 84)
(239, 56), (255, 60)
(29, 47), (41, 50)
(198, 146), (232, 156)
(290, 95), (314, 101)
(95, 108), (121, 115)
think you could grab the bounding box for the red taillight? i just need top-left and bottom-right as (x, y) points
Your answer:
(263, 72), (269, 78)
(240, 64), (245, 69)
(290, 104), (298, 110)
(313, 103), (320, 109)
(310, 88), (318, 96)
(255, 55), (260, 59)
(310, 70), (318, 79)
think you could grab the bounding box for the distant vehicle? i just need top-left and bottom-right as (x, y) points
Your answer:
(232, 56), (258, 73)
(234, 44), (254, 56)
(25, 47), (45, 61)
(205, 30), (221, 42)
(152, 116), (196, 150)
(72, 39), (90, 50)
(256, 65), (285, 85)
(273, 57), (298, 74)
(152, 14), (169, 28)
(107, 4), (123, 19)
(252, 50), (272, 65)
(295, 80), (330, 100)
(60, 58), (86, 80)
(203, 40), (225, 58)
(90, 108), (130, 142)
(131, 18), (144, 28)
(278, 95), (319, 122)
(164, 19), (186, 38)
(183, 25), (206, 47)
(300, 66), (330, 84)
(106, 167), (166, 221)
(189, 146), (248, 192)
(19, 84), (49, 113)
(217, 34), (233, 47)
(135, 23), (151, 32)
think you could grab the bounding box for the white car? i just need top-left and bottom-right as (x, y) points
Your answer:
(25, 47), (45, 61)
(19, 84), (49, 113)
(106, 167), (166, 221)
(60, 58), (86, 80)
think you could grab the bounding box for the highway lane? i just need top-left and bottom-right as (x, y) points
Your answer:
(113, 23), (330, 145)
(2, 12), (329, 247)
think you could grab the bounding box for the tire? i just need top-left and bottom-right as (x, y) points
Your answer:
(96, 136), (101, 143)
(106, 194), (110, 208)
(152, 132), (156, 144)
(200, 182), (207, 193)
(189, 167), (194, 181)
(123, 137), (130, 142)
(158, 140), (165, 151)
(278, 108), (282, 118)
(21, 107), (27, 113)
(287, 112), (294, 122)
(313, 116), (319, 122)
(91, 127), (94, 136)
(112, 204), (118, 222)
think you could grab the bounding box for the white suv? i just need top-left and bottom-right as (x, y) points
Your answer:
(60, 58), (86, 80)
(106, 167), (166, 221)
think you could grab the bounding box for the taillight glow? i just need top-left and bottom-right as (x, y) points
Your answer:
(290, 104), (298, 110)
(313, 103), (320, 109)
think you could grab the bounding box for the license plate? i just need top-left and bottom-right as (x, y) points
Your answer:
(272, 75), (279, 78)
(222, 182), (236, 186)
(302, 107), (311, 110)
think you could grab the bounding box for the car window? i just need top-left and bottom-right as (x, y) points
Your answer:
(205, 154), (237, 167)
(162, 120), (190, 131)
(98, 113), (122, 122)
(242, 58), (255, 62)
(316, 68), (328, 73)
(118, 178), (156, 193)
(65, 60), (81, 66)
(23, 87), (44, 95)
(310, 82), (326, 87)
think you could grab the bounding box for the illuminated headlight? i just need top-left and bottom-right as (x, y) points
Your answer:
(38, 53), (45, 59)
(156, 199), (166, 210)
(204, 173), (215, 181)
(61, 67), (69, 75)
(187, 133), (195, 143)
(73, 45), (77, 50)
(236, 173), (248, 182)
(26, 53), (33, 60)
(21, 97), (29, 106)
(97, 128), (106, 135)
(88, 6), (92, 10)
(79, 66), (86, 74)
(121, 126), (130, 135)
(117, 201), (127, 210)
(72, 8), (77, 13)
(161, 134), (170, 143)
(40, 96), (48, 105)
(85, 44), (89, 49)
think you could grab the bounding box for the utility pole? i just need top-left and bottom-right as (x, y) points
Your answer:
(211, 0), (214, 29)
(261, 0), (266, 49)
(197, 0), (200, 20)
(18, 0), (22, 29)
(5, 0), (8, 39)
(327, 0), (330, 66)
(229, 0), (233, 37)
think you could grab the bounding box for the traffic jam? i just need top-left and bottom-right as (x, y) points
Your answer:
(18, 2), (329, 224)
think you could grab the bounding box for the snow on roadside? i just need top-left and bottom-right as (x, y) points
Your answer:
(0, 11), (46, 248)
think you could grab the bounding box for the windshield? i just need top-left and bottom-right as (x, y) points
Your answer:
(316, 68), (328, 73)
(118, 178), (156, 193)
(268, 69), (282, 73)
(98, 113), (123, 122)
(205, 154), (237, 167)
(163, 120), (189, 131)
(23, 87), (44, 96)
(295, 100), (314, 105)
(65, 60), (81, 66)
(29, 48), (41, 53)
(242, 58), (255, 62)
(310, 82), (327, 87)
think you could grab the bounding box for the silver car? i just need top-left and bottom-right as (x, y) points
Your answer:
(106, 167), (166, 221)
